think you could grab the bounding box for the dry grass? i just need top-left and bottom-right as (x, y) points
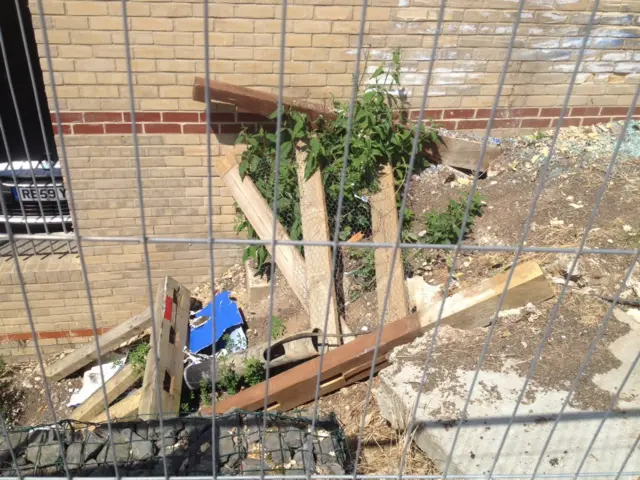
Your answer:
(307, 381), (439, 476)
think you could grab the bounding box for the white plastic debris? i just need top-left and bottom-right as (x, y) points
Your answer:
(68, 357), (125, 408)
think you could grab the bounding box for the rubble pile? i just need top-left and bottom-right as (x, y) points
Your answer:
(509, 120), (640, 172)
(0, 413), (349, 477)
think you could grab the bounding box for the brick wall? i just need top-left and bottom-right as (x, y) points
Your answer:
(34, 0), (639, 113)
(2, 0), (638, 358)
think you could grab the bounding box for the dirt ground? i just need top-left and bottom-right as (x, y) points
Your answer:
(3, 121), (639, 475)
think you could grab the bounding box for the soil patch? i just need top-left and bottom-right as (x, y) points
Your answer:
(393, 292), (630, 413)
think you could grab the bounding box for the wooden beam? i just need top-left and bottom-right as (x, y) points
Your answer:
(295, 143), (341, 348)
(45, 308), (152, 382)
(201, 261), (553, 414)
(370, 164), (409, 321)
(192, 77), (335, 123)
(92, 390), (141, 423)
(216, 151), (309, 312)
(70, 364), (141, 422)
(430, 135), (502, 171)
(201, 313), (422, 414)
(418, 261), (554, 330)
(138, 277), (191, 418)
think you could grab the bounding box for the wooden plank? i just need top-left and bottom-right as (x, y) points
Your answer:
(91, 390), (141, 423)
(217, 151), (309, 312)
(201, 313), (422, 414)
(192, 77), (336, 123)
(370, 164), (409, 321)
(45, 307), (152, 382)
(295, 143), (341, 348)
(138, 277), (191, 418)
(431, 135), (502, 171)
(418, 261), (554, 330)
(201, 261), (553, 414)
(70, 364), (142, 422)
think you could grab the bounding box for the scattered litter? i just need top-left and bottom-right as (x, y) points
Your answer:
(551, 253), (581, 282)
(189, 291), (246, 354)
(506, 120), (640, 176)
(354, 193), (369, 203)
(498, 303), (541, 323)
(623, 225), (633, 232)
(550, 218), (564, 226)
(568, 203), (584, 209)
(67, 357), (125, 408)
(347, 232), (364, 243)
(406, 276), (443, 311)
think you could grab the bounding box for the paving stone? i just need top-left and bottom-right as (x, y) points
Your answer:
(65, 442), (83, 468)
(82, 432), (105, 462)
(269, 446), (292, 465)
(96, 432), (130, 464)
(241, 458), (266, 473)
(130, 433), (154, 461)
(318, 462), (345, 475)
(283, 429), (305, 450)
(263, 431), (283, 454)
(293, 449), (315, 473)
(25, 431), (62, 466)
(216, 433), (237, 465)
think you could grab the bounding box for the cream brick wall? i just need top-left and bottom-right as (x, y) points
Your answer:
(2, 0), (638, 358)
(31, 0), (640, 111)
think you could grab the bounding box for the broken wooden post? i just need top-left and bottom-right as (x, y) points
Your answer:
(295, 142), (341, 348)
(431, 135), (502, 171)
(70, 363), (141, 422)
(370, 164), (409, 321)
(418, 261), (554, 330)
(91, 390), (141, 423)
(45, 308), (152, 382)
(216, 151), (310, 312)
(192, 77), (335, 123)
(138, 277), (190, 418)
(201, 313), (420, 414)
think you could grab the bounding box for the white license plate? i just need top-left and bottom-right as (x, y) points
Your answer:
(17, 186), (65, 202)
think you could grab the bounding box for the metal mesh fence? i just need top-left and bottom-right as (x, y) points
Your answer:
(0, 0), (639, 478)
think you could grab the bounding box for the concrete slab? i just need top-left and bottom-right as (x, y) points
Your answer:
(245, 260), (271, 304)
(375, 317), (640, 477)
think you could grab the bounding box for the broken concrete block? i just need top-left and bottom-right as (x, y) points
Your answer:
(245, 260), (271, 304)
(374, 317), (640, 476)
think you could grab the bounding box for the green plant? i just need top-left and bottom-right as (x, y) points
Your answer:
(221, 332), (242, 352)
(217, 362), (241, 395)
(199, 378), (213, 406)
(0, 359), (24, 425)
(128, 342), (150, 375)
(348, 248), (376, 300)
(422, 192), (485, 245)
(243, 358), (266, 386)
(235, 50), (438, 271)
(271, 316), (286, 340)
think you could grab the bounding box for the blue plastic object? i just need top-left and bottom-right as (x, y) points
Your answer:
(188, 291), (244, 353)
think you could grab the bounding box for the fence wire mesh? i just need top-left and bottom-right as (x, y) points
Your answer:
(0, 0), (639, 478)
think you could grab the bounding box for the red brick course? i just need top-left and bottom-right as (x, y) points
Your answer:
(50, 107), (640, 136)
(0, 327), (109, 343)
